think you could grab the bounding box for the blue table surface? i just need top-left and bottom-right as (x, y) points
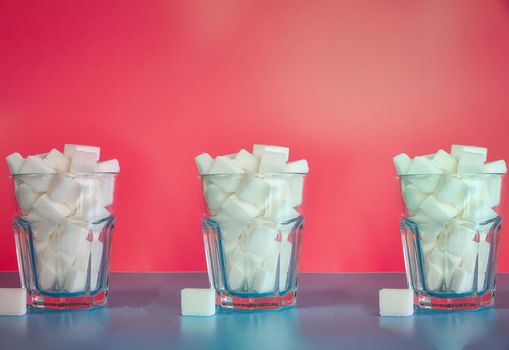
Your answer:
(0, 272), (509, 350)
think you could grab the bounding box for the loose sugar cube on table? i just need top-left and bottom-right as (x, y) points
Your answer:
(0, 288), (26, 316)
(379, 289), (414, 317)
(181, 288), (216, 316)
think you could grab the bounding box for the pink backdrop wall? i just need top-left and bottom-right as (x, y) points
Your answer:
(1, 0), (509, 272)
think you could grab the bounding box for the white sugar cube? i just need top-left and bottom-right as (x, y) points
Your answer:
(379, 289), (414, 317)
(287, 176), (304, 207)
(6, 152), (24, 174)
(0, 288), (26, 316)
(259, 152), (287, 173)
(234, 149), (259, 172)
(279, 241), (293, 289)
(95, 176), (115, 207)
(32, 194), (71, 225)
(402, 184), (427, 215)
(484, 176), (502, 208)
(19, 156), (56, 192)
(222, 195), (260, 223)
(227, 263), (246, 290)
(477, 241), (491, 273)
(41, 248), (75, 288)
(432, 150), (458, 173)
(461, 241), (480, 272)
(407, 157), (442, 192)
(434, 176), (466, 204)
(451, 145), (487, 162)
(90, 240), (103, 272)
(425, 263), (443, 291)
(286, 159), (309, 173)
(71, 151), (98, 173)
(484, 160), (506, 174)
(97, 159), (120, 173)
(74, 241), (92, 271)
(236, 176), (268, 203)
(64, 144), (101, 161)
(195, 153), (214, 174)
(77, 200), (110, 223)
(419, 196), (458, 224)
(252, 268), (275, 293)
(29, 217), (58, 242)
(16, 183), (41, 213)
(205, 184), (229, 214)
(181, 288), (216, 316)
(214, 214), (245, 242)
(252, 144), (289, 161)
(38, 262), (57, 290)
(47, 175), (80, 203)
(244, 223), (279, 256)
(208, 156), (244, 192)
(265, 199), (300, 224)
(64, 267), (86, 293)
(45, 148), (70, 172)
(451, 268), (474, 293)
(54, 223), (89, 257)
(393, 153), (411, 175)
(445, 225), (476, 257)
(462, 202), (497, 223)
(417, 222), (442, 242)
(457, 152), (484, 174)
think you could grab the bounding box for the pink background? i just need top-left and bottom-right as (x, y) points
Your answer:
(1, 0), (509, 272)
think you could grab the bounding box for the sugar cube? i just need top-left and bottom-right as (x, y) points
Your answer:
(0, 288), (26, 316)
(234, 149), (259, 173)
(379, 289), (414, 317)
(6, 152), (24, 174)
(253, 144), (289, 161)
(393, 153), (411, 175)
(451, 145), (487, 162)
(71, 151), (98, 173)
(181, 288), (216, 316)
(64, 144), (101, 161)
(195, 153), (214, 174)
(97, 159), (120, 173)
(45, 148), (70, 172)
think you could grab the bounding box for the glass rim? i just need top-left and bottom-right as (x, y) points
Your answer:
(200, 172), (308, 177)
(10, 172), (119, 177)
(398, 172), (505, 177)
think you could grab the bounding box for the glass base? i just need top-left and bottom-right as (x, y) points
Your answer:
(27, 290), (108, 310)
(216, 290), (297, 310)
(414, 290), (494, 311)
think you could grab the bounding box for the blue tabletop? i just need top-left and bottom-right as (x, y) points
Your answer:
(0, 272), (508, 349)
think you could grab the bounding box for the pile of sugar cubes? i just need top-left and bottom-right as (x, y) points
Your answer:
(394, 145), (506, 293)
(6, 144), (120, 293)
(195, 144), (308, 293)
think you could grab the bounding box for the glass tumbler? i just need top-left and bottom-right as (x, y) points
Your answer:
(201, 173), (306, 310)
(399, 173), (505, 310)
(11, 172), (118, 310)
